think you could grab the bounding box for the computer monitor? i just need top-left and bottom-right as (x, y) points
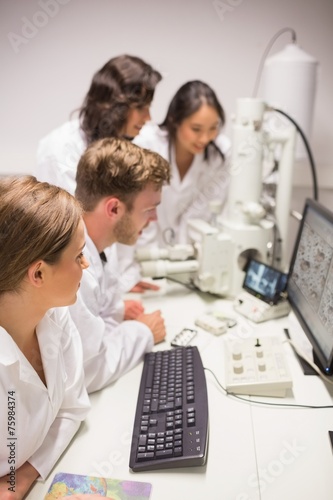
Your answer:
(287, 198), (333, 375)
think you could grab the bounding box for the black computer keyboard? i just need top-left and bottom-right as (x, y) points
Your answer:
(129, 346), (209, 471)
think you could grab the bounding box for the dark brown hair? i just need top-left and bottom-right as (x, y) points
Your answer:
(79, 55), (162, 144)
(160, 80), (226, 161)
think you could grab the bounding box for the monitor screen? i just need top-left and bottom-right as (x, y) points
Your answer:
(287, 198), (333, 375)
(243, 259), (288, 304)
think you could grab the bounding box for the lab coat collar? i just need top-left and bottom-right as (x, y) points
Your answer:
(83, 224), (104, 270)
(170, 144), (205, 189)
(0, 310), (66, 396)
(36, 310), (67, 399)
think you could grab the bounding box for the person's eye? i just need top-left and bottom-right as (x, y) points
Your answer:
(145, 208), (156, 215)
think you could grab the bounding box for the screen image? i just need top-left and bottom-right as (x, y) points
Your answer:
(243, 259), (288, 304)
(287, 198), (333, 375)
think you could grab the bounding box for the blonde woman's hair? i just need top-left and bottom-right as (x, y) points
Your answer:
(0, 175), (82, 295)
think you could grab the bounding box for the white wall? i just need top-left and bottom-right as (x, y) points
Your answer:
(1, 0), (333, 220)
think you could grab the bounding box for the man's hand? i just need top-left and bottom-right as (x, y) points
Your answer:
(136, 310), (166, 344)
(124, 300), (145, 320)
(129, 280), (160, 293)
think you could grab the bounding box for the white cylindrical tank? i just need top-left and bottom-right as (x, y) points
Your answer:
(261, 43), (318, 158)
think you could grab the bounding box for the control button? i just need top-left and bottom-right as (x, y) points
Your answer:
(232, 347), (242, 361)
(233, 362), (244, 374)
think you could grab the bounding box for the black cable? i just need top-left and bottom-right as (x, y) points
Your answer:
(274, 108), (318, 201)
(165, 275), (226, 299)
(165, 275), (198, 292)
(204, 367), (333, 409)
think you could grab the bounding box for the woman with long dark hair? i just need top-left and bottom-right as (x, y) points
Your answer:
(133, 80), (231, 246)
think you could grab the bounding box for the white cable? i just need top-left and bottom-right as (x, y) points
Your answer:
(284, 339), (333, 385)
(252, 27), (297, 98)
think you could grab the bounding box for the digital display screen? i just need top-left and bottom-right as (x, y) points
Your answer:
(287, 199), (333, 375)
(243, 259), (288, 304)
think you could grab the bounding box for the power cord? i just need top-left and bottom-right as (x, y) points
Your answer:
(164, 275), (198, 292)
(273, 107), (318, 201)
(203, 367), (333, 409)
(165, 275), (226, 299)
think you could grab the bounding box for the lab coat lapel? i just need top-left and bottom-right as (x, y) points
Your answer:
(36, 312), (66, 410)
(0, 326), (48, 391)
(169, 148), (205, 222)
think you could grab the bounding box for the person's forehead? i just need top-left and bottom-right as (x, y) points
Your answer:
(133, 184), (161, 207)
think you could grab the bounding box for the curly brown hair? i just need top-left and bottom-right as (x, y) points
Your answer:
(79, 55), (162, 144)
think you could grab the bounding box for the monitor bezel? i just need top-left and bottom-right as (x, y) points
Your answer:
(287, 198), (333, 375)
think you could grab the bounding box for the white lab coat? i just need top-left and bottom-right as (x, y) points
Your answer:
(68, 226), (154, 394)
(0, 308), (90, 480)
(36, 118), (86, 195)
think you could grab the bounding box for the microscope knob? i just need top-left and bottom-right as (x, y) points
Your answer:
(196, 273), (215, 290)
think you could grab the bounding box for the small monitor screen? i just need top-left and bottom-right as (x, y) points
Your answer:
(287, 198), (333, 375)
(243, 259), (288, 304)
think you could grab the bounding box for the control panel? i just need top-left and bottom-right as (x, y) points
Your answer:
(233, 292), (291, 323)
(224, 336), (293, 397)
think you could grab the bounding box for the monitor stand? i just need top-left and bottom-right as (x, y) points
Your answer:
(284, 328), (333, 376)
(297, 349), (319, 375)
(295, 349), (333, 376)
(295, 351), (332, 377)
(284, 328), (317, 375)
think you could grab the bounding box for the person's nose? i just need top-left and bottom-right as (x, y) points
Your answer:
(198, 131), (210, 145)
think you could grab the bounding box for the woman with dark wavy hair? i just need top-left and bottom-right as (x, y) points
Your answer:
(36, 54), (162, 195)
(133, 80), (231, 246)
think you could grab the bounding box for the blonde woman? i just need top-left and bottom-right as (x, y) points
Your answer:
(0, 176), (90, 499)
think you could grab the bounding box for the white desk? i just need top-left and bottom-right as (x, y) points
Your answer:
(26, 281), (333, 500)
